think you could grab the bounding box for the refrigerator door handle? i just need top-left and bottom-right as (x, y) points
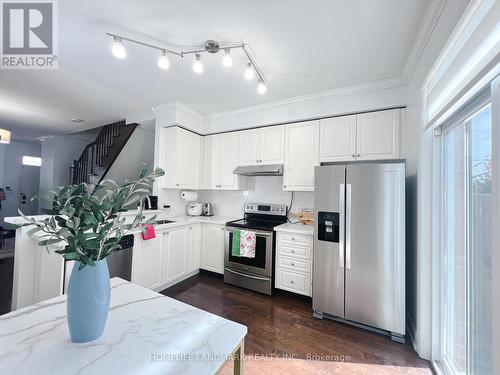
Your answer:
(346, 183), (352, 269)
(339, 183), (345, 268)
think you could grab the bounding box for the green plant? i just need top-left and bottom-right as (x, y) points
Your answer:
(19, 167), (165, 269)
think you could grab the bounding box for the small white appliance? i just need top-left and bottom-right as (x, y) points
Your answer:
(187, 203), (203, 216)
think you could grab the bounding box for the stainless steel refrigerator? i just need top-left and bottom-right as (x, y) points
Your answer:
(313, 162), (405, 342)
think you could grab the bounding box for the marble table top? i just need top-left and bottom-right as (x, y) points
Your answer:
(0, 278), (247, 375)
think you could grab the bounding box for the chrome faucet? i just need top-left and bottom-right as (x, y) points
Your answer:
(138, 195), (151, 219)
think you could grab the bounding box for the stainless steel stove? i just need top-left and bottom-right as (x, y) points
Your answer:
(224, 203), (287, 295)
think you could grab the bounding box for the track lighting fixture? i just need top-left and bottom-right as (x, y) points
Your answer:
(111, 37), (126, 59)
(106, 33), (267, 93)
(244, 62), (255, 80)
(193, 54), (203, 74)
(157, 50), (170, 70)
(257, 80), (267, 94)
(222, 48), (233, 67)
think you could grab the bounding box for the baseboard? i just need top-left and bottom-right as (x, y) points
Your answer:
(152, 269), (200, 292)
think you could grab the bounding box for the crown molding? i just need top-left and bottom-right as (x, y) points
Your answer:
(401, 0), (448, 83)
(152, 100), (204, 120)
(207, 76), (406, 120)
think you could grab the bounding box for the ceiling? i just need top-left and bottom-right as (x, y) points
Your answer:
(0, 0), (430, 141)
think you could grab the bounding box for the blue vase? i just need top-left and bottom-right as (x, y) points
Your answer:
(67, 259), (110, 343)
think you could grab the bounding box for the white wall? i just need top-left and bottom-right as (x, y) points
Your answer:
(39, 135), (89, 210)
(198, 177), (314, 217)
(0, 141), (41, 222)
(104, 124), (155, 185)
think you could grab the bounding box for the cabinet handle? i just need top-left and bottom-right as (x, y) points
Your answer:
(291, 250), (295, 254)
(352, 154), (356, 158)
(292, 237), (295, 241)
(291, 262), (295, 266)
(357, 154), (361, 157)
(176, 183), (179, 186)
(290, 280), (295, 284)
(284, 185), (287, 189)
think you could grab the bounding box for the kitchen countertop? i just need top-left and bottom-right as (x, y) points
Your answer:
(4, 211), (237, 236)
(275, 222), (314, 235)
(0, 278), (247, 375)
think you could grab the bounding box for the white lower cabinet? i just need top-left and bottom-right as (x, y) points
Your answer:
(133, 223), (205, 290)
(132, 235), (162, 288)
(200, 223), (225, 274)
(186, 224), (201, 272)
(162, 227), (188, 283)
(275, 231), (314, 296)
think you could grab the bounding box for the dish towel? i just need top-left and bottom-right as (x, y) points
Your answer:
(239, 230), (256, 258)
(141, 224), (156, 240)
(231, 229), (241, 256)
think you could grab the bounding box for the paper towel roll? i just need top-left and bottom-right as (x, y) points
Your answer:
(180, 191), (198, 202)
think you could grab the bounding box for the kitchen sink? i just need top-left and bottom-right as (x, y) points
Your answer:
(155, 220), (175, 225)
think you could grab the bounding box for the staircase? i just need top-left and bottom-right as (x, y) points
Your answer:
(70, 120), (138, 185)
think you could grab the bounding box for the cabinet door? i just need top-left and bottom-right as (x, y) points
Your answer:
(259, 125), (284, 164)
(159, 127), (178, 189)
(238, 129), (259, 166)
(319, 115), (357, 162)
(134, 235), (162, 288)
(220, 133), (240, 190)
(165, 227), (188, 283)
(202, 135), (220, 189)
(186, 224), (201, 272)
(283, 121), (319, 191)
(177, 129), (201, 188)
(356, 109), (400, 160)
(201, 224), (225, 274)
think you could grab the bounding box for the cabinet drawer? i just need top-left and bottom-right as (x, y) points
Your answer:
(277, 255), (311, 273)
(278, 232), (312, 247)
(276, 269), (311, 296)
(277, 243), (312, 260)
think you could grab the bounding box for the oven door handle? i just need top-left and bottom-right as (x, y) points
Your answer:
(225, 227), (273, 237)
(224, 267), (271, 281)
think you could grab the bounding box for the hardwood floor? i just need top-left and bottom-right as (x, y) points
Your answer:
(162, 272), (433, 375)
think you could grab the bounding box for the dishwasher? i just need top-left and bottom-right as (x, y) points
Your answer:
(63, 234), (134, 293)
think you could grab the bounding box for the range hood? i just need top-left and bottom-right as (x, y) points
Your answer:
(233, 164), (283, 176)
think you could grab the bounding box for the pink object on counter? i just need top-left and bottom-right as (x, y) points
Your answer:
(141, 224), (156, 240)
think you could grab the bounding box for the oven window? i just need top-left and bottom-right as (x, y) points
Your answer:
(228, 232), (267, 269)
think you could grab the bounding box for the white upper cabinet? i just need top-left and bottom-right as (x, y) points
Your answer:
(238, 125), (284, 165)
(259, 125), (284, 164)
(160, 126), (202, 189)
(202, 133), (243, 190)
(356, 109), (400, 160)
(202, 135), (220, 189)
(219, 132), (240, 189)
(319, 115), (357, 162)
(319, 109), (400, 162)
(238, 129), (260, 165)
(283, 121), (319, 191)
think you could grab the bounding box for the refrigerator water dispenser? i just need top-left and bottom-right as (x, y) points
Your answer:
(318, 212), (339, 242)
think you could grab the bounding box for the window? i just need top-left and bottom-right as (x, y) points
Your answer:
(441, 95), (492, 374)
(22, 156), (42, 167)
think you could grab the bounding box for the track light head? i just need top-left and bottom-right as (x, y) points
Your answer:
(222, 48), (233, 67)
(244, 62), (255, 80)
(111, 37), (126, 59)
(257, 79), (267, 94)
(158, 50), (170, 70)
(193, 53), (203, 74)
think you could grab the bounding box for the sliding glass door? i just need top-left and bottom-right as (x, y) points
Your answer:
(442, 98), (492, 375)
